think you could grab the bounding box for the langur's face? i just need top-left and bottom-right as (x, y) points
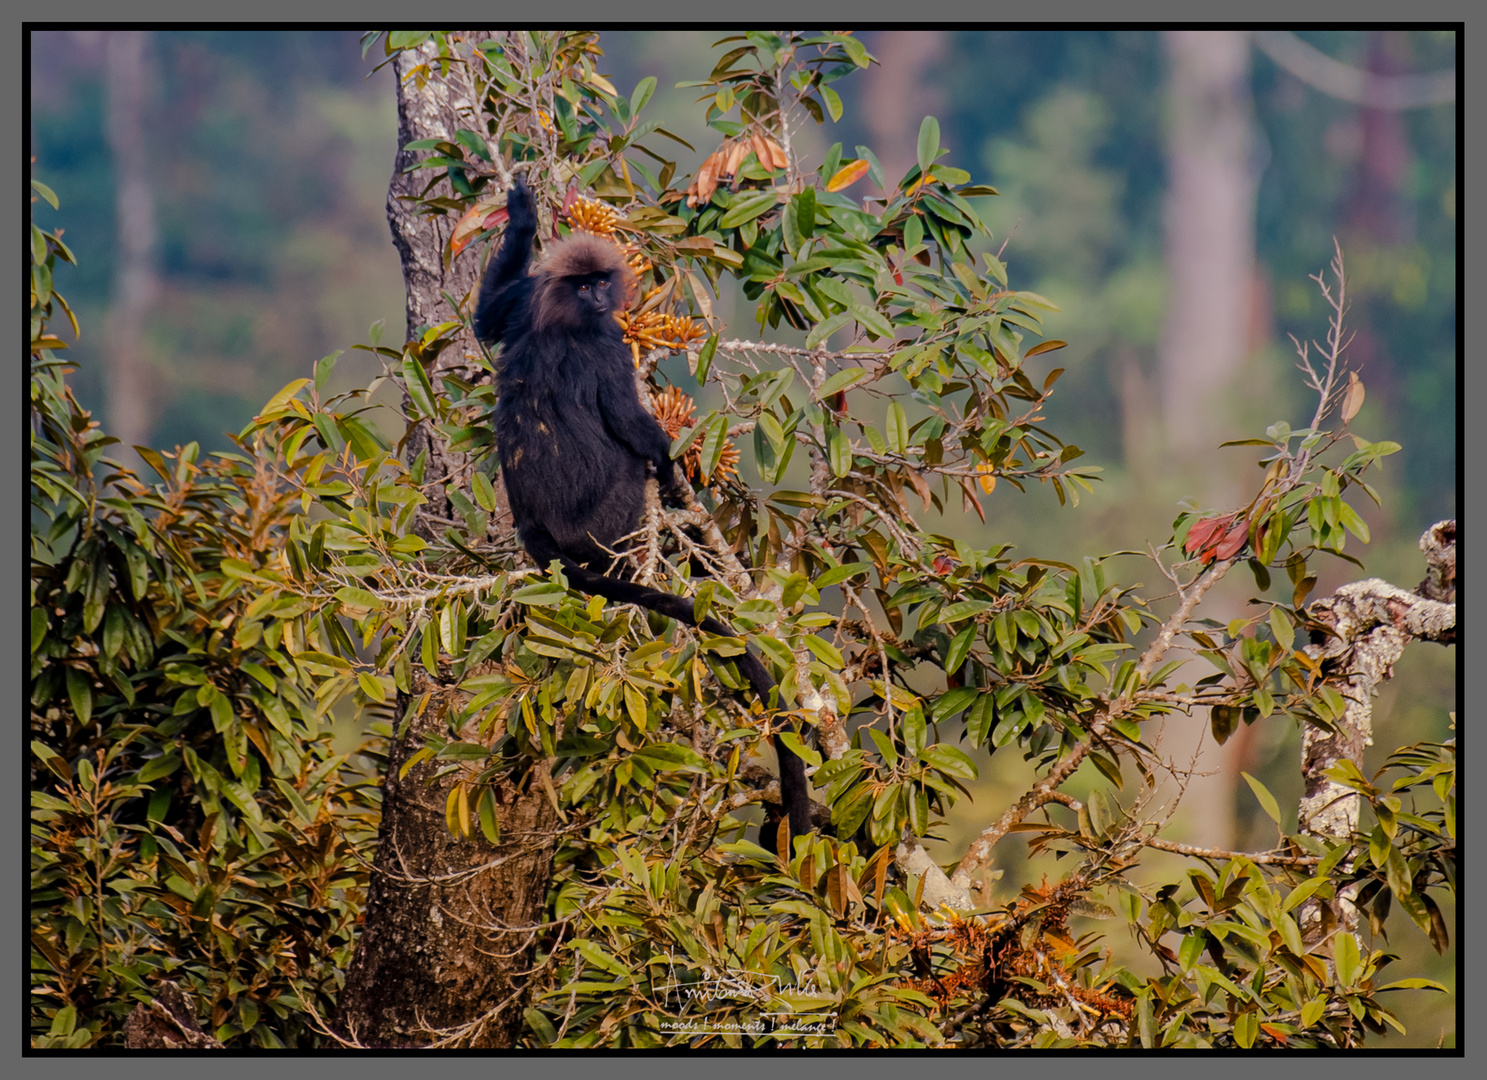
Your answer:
(570, 272), (617, 321)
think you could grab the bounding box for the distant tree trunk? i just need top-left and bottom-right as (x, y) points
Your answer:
(1158, 30), (1259, 470)
(860, 32), (946, 190)
(1342, 32), (1417, 245)
(1154, 30), (1263, 851)
(1336, 30), (1419, 435)
(102, 30), (160, 463)
(335, 36), (556, 1049)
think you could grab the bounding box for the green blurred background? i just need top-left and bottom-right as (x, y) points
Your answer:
(29, 29), (1458, 1045)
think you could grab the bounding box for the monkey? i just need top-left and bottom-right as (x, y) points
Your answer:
(474, 177), (812, 841)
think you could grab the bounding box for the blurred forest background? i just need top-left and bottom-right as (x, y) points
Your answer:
(29, 29), (1458, 1042)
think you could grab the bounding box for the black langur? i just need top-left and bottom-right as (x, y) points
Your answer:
(474, 177), (811, 840)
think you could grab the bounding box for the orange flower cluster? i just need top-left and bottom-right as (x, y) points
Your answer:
(624, 247), (653, 278)
(648, 385), (739, 483)
(565, 195), (619, 236)
(649, 384), (695, 435)
(893, 881), (1133, 1023)
(618, 311), (708, 366)
(685, 132), (790, 207)
(563, 196), (652, 283)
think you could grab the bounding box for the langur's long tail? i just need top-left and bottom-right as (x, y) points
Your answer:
(558, 560), (812, 840)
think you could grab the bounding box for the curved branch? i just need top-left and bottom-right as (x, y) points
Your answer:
(1251, 30), (1455, 109)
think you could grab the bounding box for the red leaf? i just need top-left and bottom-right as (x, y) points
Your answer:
(1213, 520), (1250, 560)
(449, 203), (509, 258)
(1183, 515), (1226, 555)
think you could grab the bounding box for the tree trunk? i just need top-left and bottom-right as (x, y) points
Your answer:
(102, 29), (160, 465)
(1158, 29), (1259, 470)
(1295, 520), (1454, 948)
(859, 32), (946, 189)
(1152, 30), (1262, 852)
(335, 36), (556, 1049)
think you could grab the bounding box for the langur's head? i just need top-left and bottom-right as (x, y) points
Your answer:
(531, 234), (636, 333)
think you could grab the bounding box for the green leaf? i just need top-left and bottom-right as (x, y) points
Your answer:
(847, 300), (894, 340)
(1384, 843), (1412, 901)
(65, 667), (92, 725)
(32, 179), (60, 209)
(1178, 932), (1204, 972)
(136, 753), (181, 785)
(827, 424), (852, 477)
(695, 334), (718, 384)
(471, 470), (497, 513)
(1333, 930), (1361, 985)
(940, 600), (994, 624)
(629, 75), (657, 118)
(886, 401), (909, 454)
(240, 662), (277, 691)
(903, 708), (926, 758)
(943, 624), (976, 675)
(921, 743), (977, 780)
(698, 412), (729, 481)
(1241, 771), (1282, 825)
(208, 687), (234, 733)
(635, 743), (708, 772)
(1375, 978), (1448, 992)
(717, 839), (779, 863)
(915, 116), (941, 179)
(388, 31), (432, 51)
(30, 606), (48, 655)
(929, 686), (977, 723)
(718, 190), (779, 229)
(821, 84), (843, 122)
(1282, 878), (1326, 913)
(82, 551), (109, 634)
(813, 562), (872, 588)
(49, 1005), (76, 1038)
(1269, 607), (1294, 652)
(1338, 500), (1371, 543)
(335, 586), (380, 611)
(965, 693), (995, 744)
(510, 581), (568, 606)
(817, 366), (867, 399)
(805, 310), (854, 350)
(402, 355), (437, 418)
(804, 634), (844, 668)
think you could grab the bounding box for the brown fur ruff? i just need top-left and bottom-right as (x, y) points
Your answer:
(531, 234), (636, 332)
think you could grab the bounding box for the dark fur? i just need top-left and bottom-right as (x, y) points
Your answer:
(475, 178), (811, 839)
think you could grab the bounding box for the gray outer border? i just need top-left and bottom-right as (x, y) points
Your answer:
(14, 6), (1477, 1077)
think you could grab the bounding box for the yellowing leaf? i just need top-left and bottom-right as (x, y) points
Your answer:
(825, 159), (870, 192)
(977, 463), (997, 494)
(761, 135), (789, 170)
(584, 71), (618, 97)
(904, 171), (935, 196)
(1341, 371), (1365, 422)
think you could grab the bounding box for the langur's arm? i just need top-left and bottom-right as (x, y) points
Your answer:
(597, 371), (679, 473)
(474, 179), (539, 346)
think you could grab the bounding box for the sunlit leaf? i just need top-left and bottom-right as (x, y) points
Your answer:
(825, 159), (870, 192)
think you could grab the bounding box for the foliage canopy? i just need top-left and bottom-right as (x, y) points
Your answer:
(29, 30), (1454, 1049)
